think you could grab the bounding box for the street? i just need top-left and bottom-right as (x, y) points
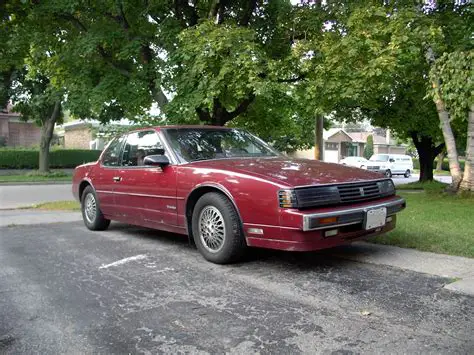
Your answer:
(0, 184), (73, 209)
(392, 174), (452, 185)
(1, 221), (472, 354)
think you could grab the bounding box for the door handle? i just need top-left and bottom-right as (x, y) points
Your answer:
(113, 176), (122, 182)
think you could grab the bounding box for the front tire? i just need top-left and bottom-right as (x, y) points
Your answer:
(404, 170), (411, 178)
(191, 192), (246, 264)
(385, 169), (392, 178)
(81, 186), (110, 231)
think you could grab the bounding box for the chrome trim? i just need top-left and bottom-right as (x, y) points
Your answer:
(302, 197), (405, 231)
(96, 190), (185, 200)
(293, 178), (394, 190)
(245, 222), (300, 231)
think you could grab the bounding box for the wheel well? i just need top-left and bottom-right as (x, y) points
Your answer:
(78, 181), (91, 201)
(185, 186), (231, 241)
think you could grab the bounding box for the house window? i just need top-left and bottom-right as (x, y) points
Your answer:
(325, 142), (338, 150)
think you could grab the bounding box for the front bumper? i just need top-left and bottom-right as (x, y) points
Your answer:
(302, 197), (405, 231)
(244, 196), (406, 252)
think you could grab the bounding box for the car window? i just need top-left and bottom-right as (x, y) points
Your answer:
(121, 131), (165, 167)
(102, 137), (126, 167)
(164, 128), (279, 163)
(370, 154), (389, 162)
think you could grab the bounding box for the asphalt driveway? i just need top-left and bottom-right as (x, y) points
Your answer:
(1, 221), (472, 354)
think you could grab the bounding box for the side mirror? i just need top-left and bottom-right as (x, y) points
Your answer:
(143, 154), (170, 167)
(389, 158), (395, 163)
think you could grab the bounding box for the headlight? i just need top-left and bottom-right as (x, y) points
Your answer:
(278, 190), (298, 208)
(377, 179), (395, 195)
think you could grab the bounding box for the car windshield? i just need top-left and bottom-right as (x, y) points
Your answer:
(370, 154), (389, 162)
(164, 128), (280, 163)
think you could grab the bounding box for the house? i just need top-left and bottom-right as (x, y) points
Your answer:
(0, 105), (41, 147)
(56, 120), (131, 150)
(291, 128), (406, 163)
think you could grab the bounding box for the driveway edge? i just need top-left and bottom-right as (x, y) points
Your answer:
(331, 241), (474, 296)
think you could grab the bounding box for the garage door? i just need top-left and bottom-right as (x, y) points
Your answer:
(325, 150), (339, 163)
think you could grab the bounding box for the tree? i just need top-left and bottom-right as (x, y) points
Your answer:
(364, 135), (374, 160)
(11, 71), (64, 172)
(296, 2), (470, 182)
(430, 50), (473, 191)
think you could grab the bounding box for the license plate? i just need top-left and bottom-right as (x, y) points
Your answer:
(364, 207), (387, 230)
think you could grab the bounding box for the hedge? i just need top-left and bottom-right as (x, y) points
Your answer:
(413, 158), (465, 171)
(0, 149), (102, 169)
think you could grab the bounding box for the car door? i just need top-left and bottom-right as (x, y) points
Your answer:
(112, 130), (178, 226)
(93, 136), (126, 217)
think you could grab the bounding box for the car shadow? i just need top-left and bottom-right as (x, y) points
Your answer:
(106, 222), (357, 270)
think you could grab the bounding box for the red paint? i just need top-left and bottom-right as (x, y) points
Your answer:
(73, 126), (405, 252)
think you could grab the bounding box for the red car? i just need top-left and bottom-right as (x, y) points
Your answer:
(73, 126), (406, 264)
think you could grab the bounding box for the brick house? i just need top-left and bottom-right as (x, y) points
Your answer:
(57, 120), (130, 150)
(0, 106), (41, 147)
(58, 121), (97, 149)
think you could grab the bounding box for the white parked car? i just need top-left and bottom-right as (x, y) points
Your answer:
(339, 156), (369, 168)
(365, 154), (414, 178)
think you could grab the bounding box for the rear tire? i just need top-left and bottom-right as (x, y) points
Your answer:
(191, 192), (246, 264)
(81, 186), (110, 231)
(385, 169), (392, 178)
(404, 170), (411, 178)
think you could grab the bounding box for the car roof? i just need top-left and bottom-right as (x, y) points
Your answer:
(156, 125), (232, 131)
(122, 125), (233, 134)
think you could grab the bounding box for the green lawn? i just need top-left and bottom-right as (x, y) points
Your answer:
(372, 191), (474, 258)
(32, 201), (80, 211)
(412, 169), (451, 176)
(0, 172), (72, 183)
(396, 180), (448, 191)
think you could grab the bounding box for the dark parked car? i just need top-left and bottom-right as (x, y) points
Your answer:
(73, 126), (406, 264)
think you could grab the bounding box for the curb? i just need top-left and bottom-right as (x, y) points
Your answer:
(331, 242), (474, 296)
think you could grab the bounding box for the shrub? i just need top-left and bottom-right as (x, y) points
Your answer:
(0, 149), (102, 169)
(413, 158), (465, 171)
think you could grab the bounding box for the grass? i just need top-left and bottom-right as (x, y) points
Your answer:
(412, 169), (452, 176)
(396, 180), (449, 192)
(372, 190), (474, 258)
(0, 171), (72, 183)
(31, 200), (80, 211)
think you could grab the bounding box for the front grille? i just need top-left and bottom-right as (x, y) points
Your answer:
(294, 180), (394, 209)
(338, 181), (381, 202)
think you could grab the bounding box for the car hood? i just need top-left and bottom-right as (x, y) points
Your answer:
(188, 157), (384, 187)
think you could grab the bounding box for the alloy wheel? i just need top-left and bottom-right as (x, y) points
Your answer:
(84, 193), (97, 223)
(198, 206), (226, 253)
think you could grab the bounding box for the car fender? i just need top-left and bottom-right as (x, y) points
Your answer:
(185, 182), (243, 223)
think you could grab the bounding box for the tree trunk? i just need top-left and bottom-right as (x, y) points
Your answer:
(435, 97), (463, 190)
(436, 151), (445, 171)
(39, 101), (61, 173)
(418, 148), (434, 182)
(411, 133), (444, 183)
(459, 104), (474, 192)
(314, 114), (324, 160)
